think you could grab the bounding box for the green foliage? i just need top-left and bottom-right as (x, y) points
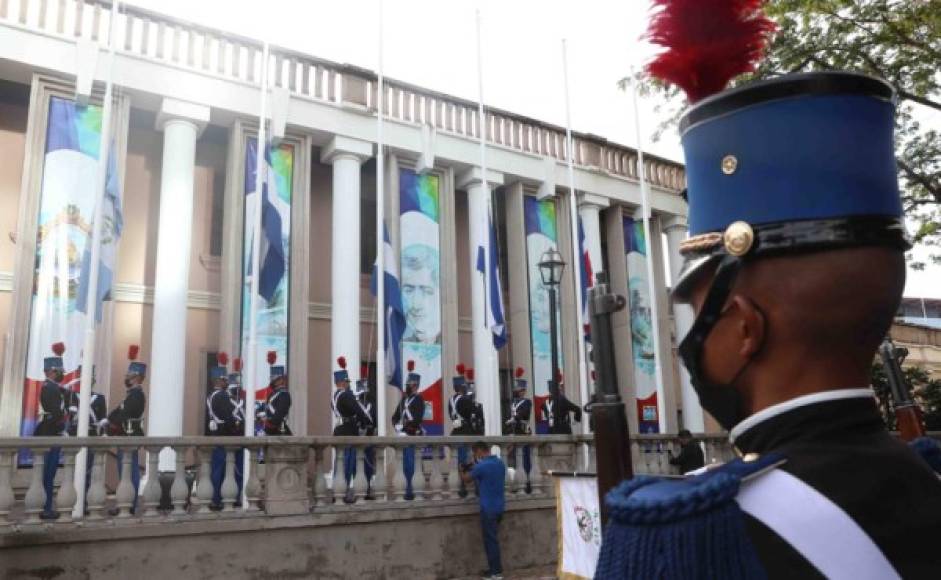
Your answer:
(627, 0), (941, 266)
(871, 360), (941, 430)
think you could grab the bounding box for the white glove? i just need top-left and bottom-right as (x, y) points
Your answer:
(505, 418), (514, 426)
(394, 424), (404, 435)
(68, 406), (78, 414)
(97, 419), (109, 429)
(452, 418), (463, 428)
(256, 411), (266, 420)
(209, 420), (218, 433)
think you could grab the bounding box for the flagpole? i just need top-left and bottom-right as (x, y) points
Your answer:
(629, 67), (668, 434)
(375, 0), (387, 437)
(74, 0), (120, 519)
(561, 40), (591, 446)
(243, 40), (270, 509)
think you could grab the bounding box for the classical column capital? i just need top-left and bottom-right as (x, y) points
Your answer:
(320, 135), (372, 164)
(456, 167), (504, 190)
(661, 214), (689, 233)
(577, 193), (610, 210)
(154, 98), (210, 136)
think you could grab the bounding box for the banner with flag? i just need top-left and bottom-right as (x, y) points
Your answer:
(577, 217), (593, 342)
(370, 222), (406, 388)
(242, 137), (293, 391)
(524, 196), (563, 433)
(21, 97), (113, 441)
(476, 207), (507, 349)
(399, 168), (443, 434)
(623, 215), (659, 433)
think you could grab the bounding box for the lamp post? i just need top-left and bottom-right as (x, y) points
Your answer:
(538, 248), (566, 396)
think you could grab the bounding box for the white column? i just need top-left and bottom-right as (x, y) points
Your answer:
(322, 137), (372, 384)
(662, 215), (704, 432)
(148, 99), (210, 471)
(577, 194), (608, 279)
(458, 168), (504, 436)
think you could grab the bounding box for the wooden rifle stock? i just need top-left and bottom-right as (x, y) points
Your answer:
(588, 272), (634, 527)
(878, 338), (926, 442)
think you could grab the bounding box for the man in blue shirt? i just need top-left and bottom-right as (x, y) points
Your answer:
(461, 441), (506, 580)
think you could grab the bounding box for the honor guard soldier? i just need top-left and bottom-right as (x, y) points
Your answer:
(331, 357), (371, 503)
(259, 352), (292, 435)
(35, 342), (67, 520)
(227, 357), (245, 430)
(449, 364), (475, 495)
(355, 364), (377, 499)
(392, 361), (425, 499)
(207, 352), (241, 509)
(67, 366), (107, 436)
(506, 367), (533, 493)
(595, 3), (941, 578)
(105, 345), (148, 514)
(541, 371), (581, 435)
(463, 368), (485, 436)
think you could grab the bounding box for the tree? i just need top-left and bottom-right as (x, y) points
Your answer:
(627, 0), (941, 267)
(870, 360), (941, 431)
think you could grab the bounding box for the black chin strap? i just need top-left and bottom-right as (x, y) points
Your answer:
(678, 255), (744, 378)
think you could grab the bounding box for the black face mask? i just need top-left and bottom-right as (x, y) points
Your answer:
(677, 256), (757, 431)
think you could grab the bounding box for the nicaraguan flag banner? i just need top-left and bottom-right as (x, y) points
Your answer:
(242, 138), (293, 392)
(370, 222), (407, 388)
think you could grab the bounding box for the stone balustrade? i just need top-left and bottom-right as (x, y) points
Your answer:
(0, 433), (729, 531)
(0, 0), (686, 192)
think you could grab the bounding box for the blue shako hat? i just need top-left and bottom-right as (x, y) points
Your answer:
(126, 345), (146, 376)
(44, 342), (65, 372)
(210, 352), (229, 383)
(673, 72), (909, 297)
(333, 356), (349, 384)
(513, 367), (527, 391)
(452, 364), (467, 390)
(267, 351), (285, 380)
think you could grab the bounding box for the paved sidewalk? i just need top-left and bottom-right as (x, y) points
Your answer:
(448, 564), (556, 579)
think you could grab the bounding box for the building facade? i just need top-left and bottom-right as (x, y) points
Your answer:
(0, 0), (701, 444)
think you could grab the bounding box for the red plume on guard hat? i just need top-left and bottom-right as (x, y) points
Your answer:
(128, 345), (139, 360)
(406, 359), (421, 386)
(127, 344), (146, 376)
(268, 351), (285, 381)
(333, 356), (349, 383)
(466, 368), (475, 382)
(645, 0), (774, 103)
(45, 342), (65, 372)
(514, 366), (527, 391)
(267, 351), (277, 365)
(233, 358), (243, 372)
(217, 352), (229, 367)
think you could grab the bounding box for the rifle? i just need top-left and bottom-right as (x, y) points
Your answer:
(588, 272), (634, 527)
(878, 337), (925, 442)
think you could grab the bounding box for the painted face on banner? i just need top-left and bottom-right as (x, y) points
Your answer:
(402, 243), (441, 344)
(528, 234), (555, 335)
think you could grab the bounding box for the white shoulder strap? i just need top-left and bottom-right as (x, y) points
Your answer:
(736, 469), (900, 580)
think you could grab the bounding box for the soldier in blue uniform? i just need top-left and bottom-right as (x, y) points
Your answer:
(206, 353), (241, 509)
(331, 357), (371, 503)
(505, 367), (532, 493)
(259, 357), (292, 435)
(596, 3), (941, 577)
(106, 345), (147, 514)
(541, 374), (581, 435)
(354, 366), (377, 499)
(449, 364), (475, 496)
(227, 356), (245, 430)
(392, 360), (425, 500)
(34, 342), (67, 520)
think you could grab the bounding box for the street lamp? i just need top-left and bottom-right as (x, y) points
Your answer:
(538, 248), (565, 397)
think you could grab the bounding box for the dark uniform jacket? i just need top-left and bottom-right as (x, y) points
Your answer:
(542, 393), (582, 434)
(35, 379), (66, 436)
(505, 397), (532, 435)
(668, 440), (706, 474)
(263, 387), (292, 435)
(358, 397), (377, 436)
(736, 393), (941, 579)
(449, 393), (476, 436)
(392, 393), (425, 435)
(108, 386), (146, 436)
(207, 388), (239, 436)
(66, 391), (107, 436)
(332, 388), (371, 436)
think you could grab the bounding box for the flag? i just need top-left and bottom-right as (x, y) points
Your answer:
(476, 209), (507, 349)
(246, 140), (286, 302)
(76, 147), (123, 322)
(370, 222), (406, 388)
(578, 217), (593, 342)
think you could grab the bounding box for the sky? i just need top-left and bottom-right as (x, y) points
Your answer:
(127, 0), (939, 298)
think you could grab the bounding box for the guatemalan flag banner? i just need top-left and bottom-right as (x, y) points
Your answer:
(370, 222), (407, 389)
(21, 97), (120, 441)
(242, 138), (293, 393)
(476, 208), (507, 349)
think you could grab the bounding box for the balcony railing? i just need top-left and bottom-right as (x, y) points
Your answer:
(0, 0), (686, 192)
(0, 433), (728, 531)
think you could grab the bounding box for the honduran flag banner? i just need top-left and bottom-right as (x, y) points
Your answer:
(578, 217), (593, 342)
(476, 207), (507, 350)
(524, 196), (564, 434)
(242, 137), (293, 391)
(22, 97), (114, 440)
(370, 222), (406, 389)
(623, 215), (659, 433)
(399, 168), (443, 434)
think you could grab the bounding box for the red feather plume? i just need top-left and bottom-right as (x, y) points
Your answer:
(233, 357), (243, 372)
(337, 356), (347, 370)
(217, 352), (228, 366)
(555, 369), (563, 383)
(361, 363), (368, 378)
(591, 370), (597, 381)
(128, 344), (140, 361)
(456, 363), (466, 375)
(407, 359), (415, 372)
(645, 0), (775, 102)
(51, 342), (65, 356)
(466, 368), (475, 381)
(515, 367), (525, 379)
(267, 351), (277, 365)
